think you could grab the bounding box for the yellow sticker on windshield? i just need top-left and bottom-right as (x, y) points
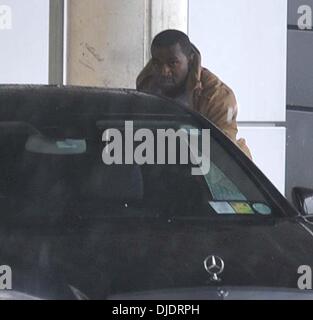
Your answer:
(230, 202), (254, 214)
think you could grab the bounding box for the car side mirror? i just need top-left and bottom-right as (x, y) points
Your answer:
(292, 187), (313, 216)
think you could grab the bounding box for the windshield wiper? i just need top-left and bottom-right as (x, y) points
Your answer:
(68, 285), (90, 300)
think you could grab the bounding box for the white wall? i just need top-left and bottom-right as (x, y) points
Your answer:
(238, 127), (286, 194)
(189, 0), (287, 122)
(189, 0), (287, 194)
(0, 0), (49, 84)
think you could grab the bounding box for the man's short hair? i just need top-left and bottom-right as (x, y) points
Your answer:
(151, 29), (193, 57)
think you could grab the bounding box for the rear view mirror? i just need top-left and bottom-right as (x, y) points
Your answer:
(292, 187), (313, 216)
(25, 135), (86, 155)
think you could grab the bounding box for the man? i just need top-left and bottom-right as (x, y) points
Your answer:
(136, 29), (252, 159)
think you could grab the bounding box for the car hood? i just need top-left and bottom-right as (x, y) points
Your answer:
(1, 215), (312, 299)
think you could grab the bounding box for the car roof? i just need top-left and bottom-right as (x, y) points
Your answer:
(0, 84), (193, 120)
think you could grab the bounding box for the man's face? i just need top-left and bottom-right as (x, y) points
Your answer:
(151, 43), (191, 96)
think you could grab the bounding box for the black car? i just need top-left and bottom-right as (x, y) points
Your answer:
(0, 85), (313, 300)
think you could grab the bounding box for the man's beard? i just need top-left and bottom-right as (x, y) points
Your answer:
(159, 77), (187, 98)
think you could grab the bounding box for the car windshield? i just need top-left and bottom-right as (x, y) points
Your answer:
(0, 117), (275, 221)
